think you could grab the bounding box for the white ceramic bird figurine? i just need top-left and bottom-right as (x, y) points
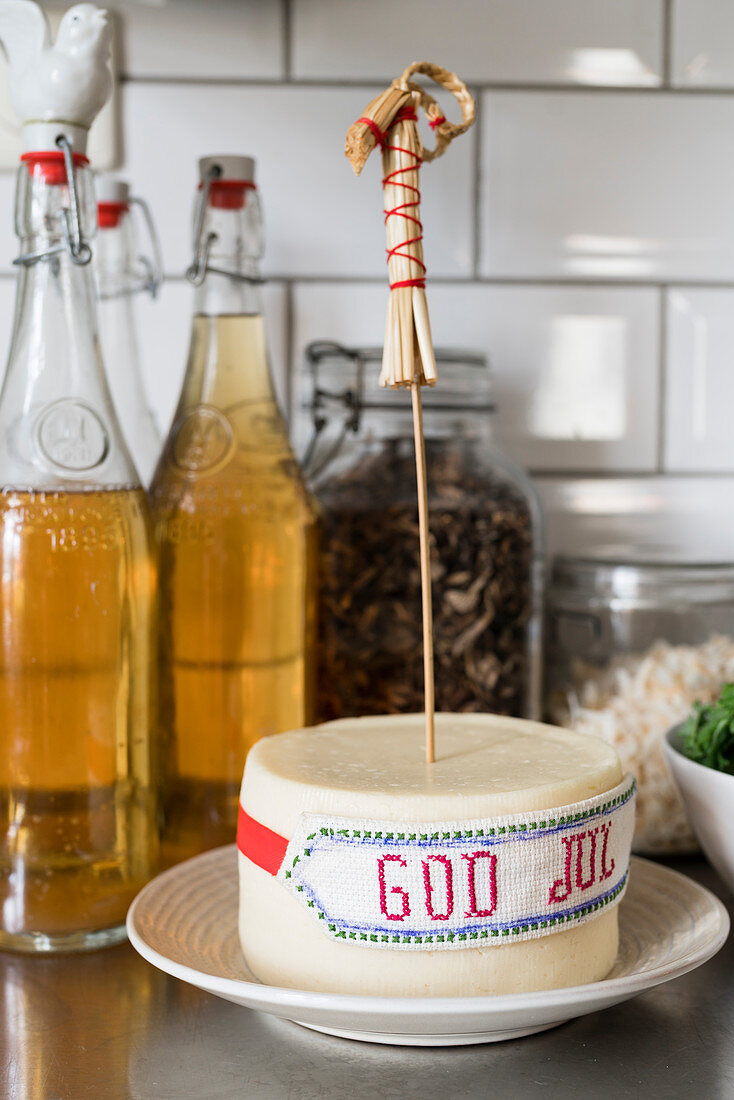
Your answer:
(0, 1), (111, 152)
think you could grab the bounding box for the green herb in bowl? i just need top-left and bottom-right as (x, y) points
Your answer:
(681, 683), (734, 774)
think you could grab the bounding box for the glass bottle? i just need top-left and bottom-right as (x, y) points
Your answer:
(95, 176), (162, 485)
(297, 343), (543, 722)
(0, 143), (157, 952)
(150, 156), (317, 868)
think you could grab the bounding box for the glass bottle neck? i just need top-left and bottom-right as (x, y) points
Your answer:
(193, 192), (263, 317)
(194, 271), (263, 317)
(96, 211), (135, 297)
(0, 160), (138, 489)
(179, 192), (275, 413)
(181, 313), (274, 410)
(96, 224), (161, 485)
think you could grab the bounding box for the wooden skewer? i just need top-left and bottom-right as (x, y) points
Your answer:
(346, 62), (475, 765)
(411, 380), (435, 764)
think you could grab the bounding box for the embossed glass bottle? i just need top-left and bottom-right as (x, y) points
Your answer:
(0, 147), (158, 952)
(150, 156), (317, 868)
(95, 176), (162, 485)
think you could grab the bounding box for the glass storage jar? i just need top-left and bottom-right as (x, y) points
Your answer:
(546, 547), (734, 854)
(297, 342), (543, 723)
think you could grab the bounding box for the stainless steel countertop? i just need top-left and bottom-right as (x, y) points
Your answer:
(1, 857), (732, 1100)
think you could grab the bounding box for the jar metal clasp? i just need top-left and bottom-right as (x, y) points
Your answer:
(302, 341), (366, 477)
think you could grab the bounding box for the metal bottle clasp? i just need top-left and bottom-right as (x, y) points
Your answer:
(301, 341), (365, 477)
(97, 195), (164, 301)
(14, 135), (92, 268)
(185, 163), (264, 287)
(128, 195), (163, 298)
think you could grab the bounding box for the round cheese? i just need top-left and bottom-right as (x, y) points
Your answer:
(238, 713), (626, 997)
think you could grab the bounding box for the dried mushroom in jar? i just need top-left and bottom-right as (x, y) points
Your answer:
(316, 439), (535, 720)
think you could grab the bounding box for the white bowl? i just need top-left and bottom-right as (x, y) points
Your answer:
(663, 727), (734, 892)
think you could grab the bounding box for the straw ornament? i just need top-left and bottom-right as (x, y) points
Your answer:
(346, 61), (475, 389)
(346, 63), (476, 764)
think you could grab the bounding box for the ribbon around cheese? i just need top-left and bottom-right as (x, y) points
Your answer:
(238, 775), (636, 952)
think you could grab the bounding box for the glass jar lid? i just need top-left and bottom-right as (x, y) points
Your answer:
(300, 342), (494, 414)
(552, 545), (734, 603)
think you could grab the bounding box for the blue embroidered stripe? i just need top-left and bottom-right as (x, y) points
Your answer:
(291, 867), (629, 942)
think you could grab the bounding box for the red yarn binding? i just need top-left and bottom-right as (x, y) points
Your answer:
(356, 116), (388, 148)
(429, 114), (446, 131)
(382, 108), (426, 291)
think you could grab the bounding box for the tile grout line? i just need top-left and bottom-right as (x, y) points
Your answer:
(283, 277), (295, 423)
(529, 468), (734, 480)
(471, 85), (482, 279)
(5, 273), (734, 291)
(3, 271), (734, 293)
(282, 0), (292, 82)
(657, 288), (669, 474)
(662, 0), (673, 88)
(117, 75), (734, 96)
(223, 276), (734, 290)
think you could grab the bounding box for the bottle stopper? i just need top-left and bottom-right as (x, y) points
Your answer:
(0, 0), (112, 155)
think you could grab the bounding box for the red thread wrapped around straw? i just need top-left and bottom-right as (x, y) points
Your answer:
(346, 61), (475, 390)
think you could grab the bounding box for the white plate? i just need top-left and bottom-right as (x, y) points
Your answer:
(127, 847), (729, 1047)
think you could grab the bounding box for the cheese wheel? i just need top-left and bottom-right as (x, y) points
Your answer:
(238, 713), (626, 997)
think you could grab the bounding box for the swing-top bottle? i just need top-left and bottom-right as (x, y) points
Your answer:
(95, 175), (162, 485)
(0, 140), (158, 950)
(150, 156), (317, 867)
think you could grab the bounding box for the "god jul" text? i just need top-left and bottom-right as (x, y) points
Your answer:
(376, 822), (616, 923)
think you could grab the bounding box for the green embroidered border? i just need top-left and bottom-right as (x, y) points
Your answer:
(283, 779), (636, 868)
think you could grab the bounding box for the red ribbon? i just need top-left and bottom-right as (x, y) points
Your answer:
(237, 804), (288, 876)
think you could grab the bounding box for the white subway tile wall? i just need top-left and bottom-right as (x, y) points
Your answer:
(116, 1), (284, 81)
(671, 0), (734, 88)
(120, 83), (475, 279)
(665, 289), (734, 472)
(292, 282), (661, 472)
(0, 1), (732, 554)
(480, 92), (734, 281)
(292, 0), (664, 86)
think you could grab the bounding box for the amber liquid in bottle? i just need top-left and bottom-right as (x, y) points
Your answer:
(0, 487), (156, 942)
(152, 313), (317, 867)
(0, 150), (157, 951)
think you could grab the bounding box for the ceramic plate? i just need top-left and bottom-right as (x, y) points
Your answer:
(127, 848), (729, 1047)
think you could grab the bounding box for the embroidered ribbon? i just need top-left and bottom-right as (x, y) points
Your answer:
(238, 775), (636, 951)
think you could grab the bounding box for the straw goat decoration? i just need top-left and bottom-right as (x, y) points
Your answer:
(346, 61), (475, 388)
(345, 62), (476, 762)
